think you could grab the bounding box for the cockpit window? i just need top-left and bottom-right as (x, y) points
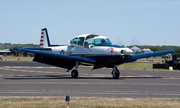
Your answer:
(84, 38), (93, 48)
(84, 35), (97, 48)
(92, 38), (112, 45)
(92, 38), (101, 45)
(70, 37), (78, 44)
(77, 37), (85, 46)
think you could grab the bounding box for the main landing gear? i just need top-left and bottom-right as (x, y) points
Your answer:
(71, 69), (78, 78)
(112, 65), (120, 79)
(70, 62), (120, 79)
(71, 62), (79, 78)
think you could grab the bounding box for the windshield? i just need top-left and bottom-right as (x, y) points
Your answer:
(70, 37), (78, 44)
(92, 38), (112, 46)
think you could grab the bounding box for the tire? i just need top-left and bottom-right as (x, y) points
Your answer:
(71, 70), (78, 78)
(112, 69), (120, 79)
(173, 65), (177, 70)
(178, 66), (180, 70)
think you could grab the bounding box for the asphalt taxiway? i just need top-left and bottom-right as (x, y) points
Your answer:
(0, 62), (180, 98)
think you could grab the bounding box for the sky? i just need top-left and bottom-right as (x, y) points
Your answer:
(0, 0), (180, 46)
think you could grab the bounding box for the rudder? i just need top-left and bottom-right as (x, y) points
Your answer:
(40, 28), (50, 48)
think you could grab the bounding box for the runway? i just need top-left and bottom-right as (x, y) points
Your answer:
(0, 62), (180, 98)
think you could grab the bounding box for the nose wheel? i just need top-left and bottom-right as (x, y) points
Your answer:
(112, 66), (120, 79)
(71, 69), (79, 78)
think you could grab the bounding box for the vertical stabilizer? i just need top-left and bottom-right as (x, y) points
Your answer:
(40, 28), (50, 48)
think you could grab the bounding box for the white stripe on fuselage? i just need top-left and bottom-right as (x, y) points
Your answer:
(49, 45), (132, 56)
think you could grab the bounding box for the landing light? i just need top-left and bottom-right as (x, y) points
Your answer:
(123, 49), (133, 55)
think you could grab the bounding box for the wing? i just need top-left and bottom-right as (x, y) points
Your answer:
(129, 50), (174, 60)
(11, 48), (96, 69)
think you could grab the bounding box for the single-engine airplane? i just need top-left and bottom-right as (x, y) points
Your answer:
(11, 28), (174, 79)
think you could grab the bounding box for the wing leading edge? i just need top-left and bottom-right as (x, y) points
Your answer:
(129, 50), (174, 60)
(12, 48), (96, 63)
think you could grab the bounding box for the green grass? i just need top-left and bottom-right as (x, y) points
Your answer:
(118, 63), (153, 70)
(0, 97), (180, 108)
(117, 58), (180, 72)
(134, 58), (164, 63)
(117, 62), (180, 72)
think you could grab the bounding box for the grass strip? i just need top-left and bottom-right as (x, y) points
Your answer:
(0, 97), (180, 108)
(0, 56), (33, 62)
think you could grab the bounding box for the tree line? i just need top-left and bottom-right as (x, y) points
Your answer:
(127, 45), (180, 53)
(0, 43), (39, 50)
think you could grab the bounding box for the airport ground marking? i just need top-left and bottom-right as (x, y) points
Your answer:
(0, 66), (60, 69)
(1, 67), (180, 80)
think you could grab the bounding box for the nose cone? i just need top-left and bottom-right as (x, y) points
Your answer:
(124, 49), (133, 55)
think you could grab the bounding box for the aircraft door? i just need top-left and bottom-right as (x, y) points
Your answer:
(67, 37), (78, 55)
(67, 37), (85, 55)
(75, 37), (85, 55)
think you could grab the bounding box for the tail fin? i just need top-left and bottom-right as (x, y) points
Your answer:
(40, 28), (50, 48)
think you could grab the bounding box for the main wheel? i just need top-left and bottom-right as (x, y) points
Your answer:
(173, 65), (177, 70)
(71, 70), (78, 78)
(112, 69), (120, 79)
